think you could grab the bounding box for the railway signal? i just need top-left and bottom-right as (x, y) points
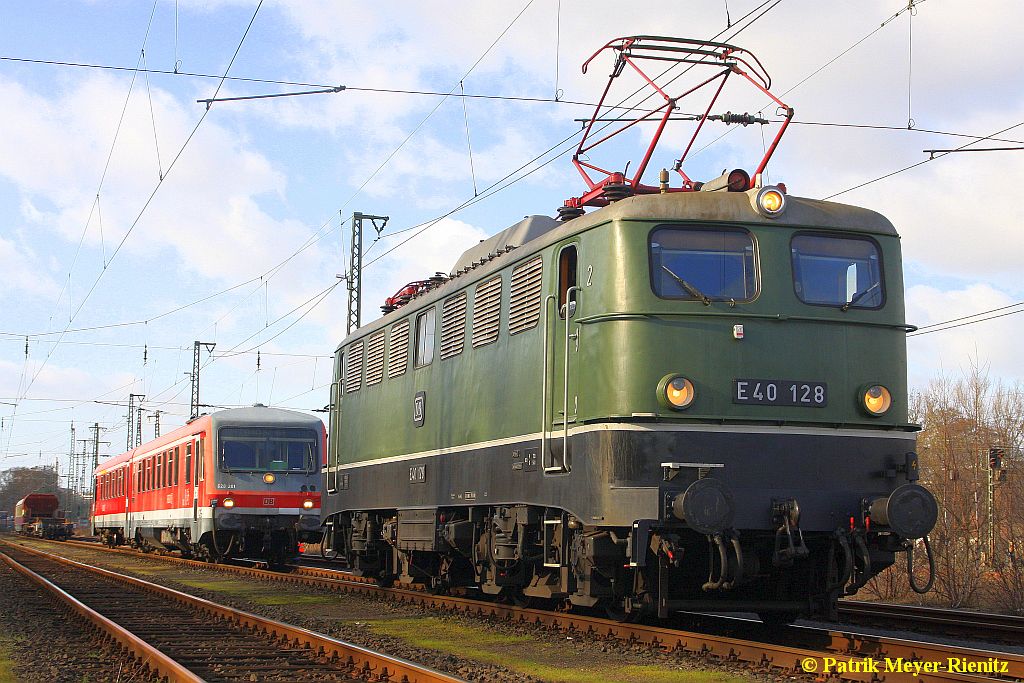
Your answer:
(989, 446), (1005, 469)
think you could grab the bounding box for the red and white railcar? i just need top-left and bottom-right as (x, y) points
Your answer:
(92, 406), (324, 562)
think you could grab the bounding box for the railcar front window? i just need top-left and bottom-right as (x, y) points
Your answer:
(791, 234), (884, 309)
(219, 427), (318, 473)
(650, 227), (757, 302)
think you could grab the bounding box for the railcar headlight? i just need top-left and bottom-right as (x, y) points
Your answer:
(302, 499), (315, 510)
(222, 497), (235, 509)
(861, 385), (892, 416)
(658, 374), (696, 410)
(263, 473), (276, 484)
(753, 186), (786, 217)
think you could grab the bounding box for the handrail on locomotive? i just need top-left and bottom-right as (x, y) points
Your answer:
(564, 36), (794, 210)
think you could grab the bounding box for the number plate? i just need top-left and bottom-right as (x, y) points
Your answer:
(733, 379), (827, 407)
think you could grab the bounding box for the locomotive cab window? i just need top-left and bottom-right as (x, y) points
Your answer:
(558, 245), (578, 318)
(791, 234), (884, 309)
(219, 426), (319, 473)
(415, 307), (436, 367)
(650, 226), (757, 302)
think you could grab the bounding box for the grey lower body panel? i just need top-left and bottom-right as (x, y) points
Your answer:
(323, 425), (917, 532)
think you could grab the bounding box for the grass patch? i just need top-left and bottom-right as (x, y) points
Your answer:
(0, 635), (20, 683)
(175, 578), (330, 605)
(362, 618), (750, 683)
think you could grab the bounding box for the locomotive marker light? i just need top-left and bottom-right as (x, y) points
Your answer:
(222, 497), (236, 509)
(302, 499), (315, 510)
(263, 473), (276, 484)
(752, 185), (786, 217)
(658, 374), (695, 410)
(861, 384), (892, 416)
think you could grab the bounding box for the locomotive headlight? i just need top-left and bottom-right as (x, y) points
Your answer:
(658, 374), (696, 410)
(222, 497), (235, 509)
(861, 384), (892, 416)
(263, 473), (276, 484)
(753, 186), (786, 217)
(302, 499), (315, 510)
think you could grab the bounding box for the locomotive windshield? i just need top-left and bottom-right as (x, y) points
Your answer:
(791, 234), (884, 309)
(650, 227), (757, 302)
(218, 427), (318, 473)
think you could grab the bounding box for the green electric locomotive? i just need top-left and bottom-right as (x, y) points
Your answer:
(320, 37), (937, 622)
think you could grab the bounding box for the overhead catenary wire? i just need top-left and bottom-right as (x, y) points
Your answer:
(824, 118), (1024, 199)
(16, 1), (266, 404)
(688, 0), (927, 161)
(908, 302), (1024, 337)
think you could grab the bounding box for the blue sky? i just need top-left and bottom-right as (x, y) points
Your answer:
(1, 0), (1022, 475)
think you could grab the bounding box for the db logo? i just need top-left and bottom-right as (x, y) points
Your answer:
(263, 498), (275, 506)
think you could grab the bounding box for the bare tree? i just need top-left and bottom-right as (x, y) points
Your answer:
(914, 366), (995, 608)
(986, 383), (1024, 611)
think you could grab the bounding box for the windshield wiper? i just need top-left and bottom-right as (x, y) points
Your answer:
(841, 281), (880, 312)
(661, 265), (711, 306)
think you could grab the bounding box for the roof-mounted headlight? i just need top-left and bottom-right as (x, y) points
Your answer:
(753, 186), (786, 218)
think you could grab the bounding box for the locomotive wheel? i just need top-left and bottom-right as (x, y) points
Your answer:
(504, 588), (538, 609)
(602, 598), (644, 623)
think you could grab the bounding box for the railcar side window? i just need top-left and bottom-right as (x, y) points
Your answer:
(650, 227), (757, 302)
(415, 307), (436, 367)
(791, 234), (884, 309)
(185, 444), (192, 484)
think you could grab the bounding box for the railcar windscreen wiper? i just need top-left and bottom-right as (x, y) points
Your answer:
(660, 264), (712, 306)
(841, 281), (881, 312)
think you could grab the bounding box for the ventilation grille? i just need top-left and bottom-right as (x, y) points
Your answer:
(509, 256), (543, 335)
(440, 293), (467, 360)
(344, 341), (364, 393)
(472, 276), (502, 347)
(365, 332), (385, 385)
(388, 321), (410, 378)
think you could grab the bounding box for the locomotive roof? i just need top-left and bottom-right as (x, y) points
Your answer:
(451, 190), (896, 275)
(341, 190), (898, 348)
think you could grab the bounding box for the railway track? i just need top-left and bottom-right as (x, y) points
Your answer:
(837, 600), (1024, 642)
(0, 539), (462, 683)
(12, 536), (1024, 680)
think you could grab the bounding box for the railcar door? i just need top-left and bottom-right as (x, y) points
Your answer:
(191, 436), (201, 540)
(543, 242), (581, 474)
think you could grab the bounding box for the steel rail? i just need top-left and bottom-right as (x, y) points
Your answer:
(0, 539), (463, 683)
(54, 538), (1024, 673)
(0, 546), (202, 683)
(14, 536), (1024, 681)
(840, 600), (1024, 638)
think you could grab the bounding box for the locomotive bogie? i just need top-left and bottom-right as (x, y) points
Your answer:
(323, 189), (938, 619)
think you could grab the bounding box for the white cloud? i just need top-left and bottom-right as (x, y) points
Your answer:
(906, 283), (1023, 387)
(0, 237), (60, 301)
